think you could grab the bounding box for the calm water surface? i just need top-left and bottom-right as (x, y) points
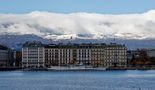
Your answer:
(0, 70), (155, 90)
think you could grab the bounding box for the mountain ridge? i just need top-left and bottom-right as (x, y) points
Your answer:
(0, 34), (155, 50)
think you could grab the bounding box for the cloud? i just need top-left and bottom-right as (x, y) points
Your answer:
(0, 10), (155, 40)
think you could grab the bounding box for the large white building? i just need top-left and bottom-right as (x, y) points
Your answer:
(22, 41), (45, 68)
(44, 44), (74, 67)
(44, 43), (127, 68)
(22, 42), (127, 68)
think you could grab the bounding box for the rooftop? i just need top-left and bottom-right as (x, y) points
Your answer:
(0, 45), (8, 50)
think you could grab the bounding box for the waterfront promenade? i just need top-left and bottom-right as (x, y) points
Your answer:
(0, 66), (155, 71)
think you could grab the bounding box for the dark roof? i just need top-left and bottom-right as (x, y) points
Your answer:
(23, 41), (43, 47)
(44, 43), (126, 49)
(0, 45), (8, 50)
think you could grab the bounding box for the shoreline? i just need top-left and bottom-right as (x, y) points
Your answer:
(0, 67), (155, 71)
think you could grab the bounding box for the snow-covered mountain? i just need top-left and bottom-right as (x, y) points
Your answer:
(0, 34), (49, 50)
(0, 10), (155, 50)
(0, 34), (155, 50)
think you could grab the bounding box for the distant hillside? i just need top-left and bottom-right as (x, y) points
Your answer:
(0, 34), (155, 50)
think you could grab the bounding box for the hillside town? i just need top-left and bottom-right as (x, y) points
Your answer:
(0, 41), (155, 70)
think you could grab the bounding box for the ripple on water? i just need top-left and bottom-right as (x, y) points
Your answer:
(0, 70), (155, 90)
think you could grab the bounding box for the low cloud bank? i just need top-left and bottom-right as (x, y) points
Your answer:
(0, 10), (155, 40)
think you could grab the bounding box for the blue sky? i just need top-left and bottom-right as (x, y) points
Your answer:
(0, 0), (155, 14)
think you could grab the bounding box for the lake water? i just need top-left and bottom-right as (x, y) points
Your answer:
(0, 70), (155, 90)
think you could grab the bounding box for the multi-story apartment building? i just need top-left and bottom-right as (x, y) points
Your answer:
(22, 41), (127, 68)
(44, 43), (127, 68)
(90, 44), (105, 67)
(76, 44), (92, 66)
(0, 45), (12, 67)
(22, 41), (45, 68)
(44, 44), (74, 67)
(104, 43), (127, 67)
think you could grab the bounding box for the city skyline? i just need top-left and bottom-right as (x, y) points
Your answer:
(1, 1), (155, 90)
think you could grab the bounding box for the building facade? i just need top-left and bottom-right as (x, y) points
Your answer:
(90, 44), (105, 67)
(22, 42), (127, 68)
(76, 44), (92, 66)
(44, 44), (74, 67)
(146, 49), (155, 58)
(104, 44), (127, 67)
(0, 45), (12, 67)
(44, 43), (127, 68)
(22, 41), (45, 68)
